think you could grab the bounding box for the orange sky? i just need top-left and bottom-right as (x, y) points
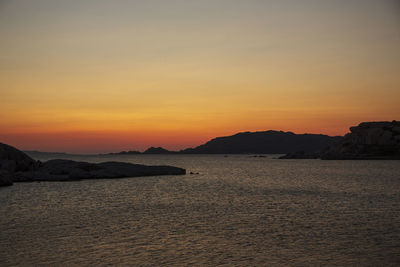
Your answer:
(1, 0), (399, 153)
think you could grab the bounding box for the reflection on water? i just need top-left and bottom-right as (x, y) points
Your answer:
(1, 155), (400, 266)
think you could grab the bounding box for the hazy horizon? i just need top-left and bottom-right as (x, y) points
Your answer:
(18, 127), (347, 154)
(1, 0), (399, 153)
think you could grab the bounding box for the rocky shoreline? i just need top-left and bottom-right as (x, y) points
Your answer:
(321, 121), (400, 160)
(280, 121), (400, 160)
(2, 120), (399, 186)
(0, 143), (186, 187)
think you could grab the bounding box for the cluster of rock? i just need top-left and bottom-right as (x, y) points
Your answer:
(0, 143), (186, 187)
(279, 121), (400, 160)
(321, 121), (400, 160)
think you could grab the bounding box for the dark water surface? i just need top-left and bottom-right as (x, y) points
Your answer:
(1, 155), (400, 266)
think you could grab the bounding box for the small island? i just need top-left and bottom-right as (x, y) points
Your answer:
(0, 143), (186, 187)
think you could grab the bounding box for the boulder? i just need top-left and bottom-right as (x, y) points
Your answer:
(321, 121), (400, 160)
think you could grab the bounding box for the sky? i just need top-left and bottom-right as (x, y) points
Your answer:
(1, 0), (399, 153)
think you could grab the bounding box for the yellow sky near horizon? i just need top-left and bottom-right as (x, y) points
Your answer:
(1, 0), (399, 153)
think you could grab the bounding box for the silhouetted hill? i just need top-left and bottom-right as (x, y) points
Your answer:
(180, 131), (342, 154)
(22, 131), (343, 156)
(143, 147), (174, 154)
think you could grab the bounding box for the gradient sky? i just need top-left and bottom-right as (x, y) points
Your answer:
(1, 0), (399, 153)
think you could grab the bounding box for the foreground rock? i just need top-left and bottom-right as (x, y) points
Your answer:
(321, 121), (400, 160)
(12, 160), (186, 182)
(0, 143), (39, 172)
(279, 121), (400, 160)
(41, 160), (185, 181)
(1, 143), (186, 186)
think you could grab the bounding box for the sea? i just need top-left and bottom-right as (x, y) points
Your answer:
(1, 154), (399, 266)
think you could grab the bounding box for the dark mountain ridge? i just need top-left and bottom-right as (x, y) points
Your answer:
(25, 130), (342, 156)
(180, 130), (341, 154)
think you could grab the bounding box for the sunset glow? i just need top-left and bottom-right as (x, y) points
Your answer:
(1, 0), (399, 153)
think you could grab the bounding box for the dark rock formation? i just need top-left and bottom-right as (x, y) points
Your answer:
(180, 131), (341, 154)
(39, 160), (185, 180)
(0, 143), (186, 187)
(321, 121), (400, 160)
(11, 160), (185, 182)
(0, 143), (39, 172)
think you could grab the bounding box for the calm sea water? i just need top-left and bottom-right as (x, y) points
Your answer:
(1, 155), (399, 266)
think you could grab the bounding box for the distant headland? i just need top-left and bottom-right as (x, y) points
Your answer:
(22, 122), (400, 159)
(2, 121), (400, 187)
(27, 130), (340, 157)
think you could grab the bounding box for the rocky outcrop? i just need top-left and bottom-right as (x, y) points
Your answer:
(11, 160), (186, 182)
(41, 160), (185, 180)
(0, 143), (39, 185)
(321, 121), (400, 160)
(0, 143), (186, 187)
(0, 143), (39, 173)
